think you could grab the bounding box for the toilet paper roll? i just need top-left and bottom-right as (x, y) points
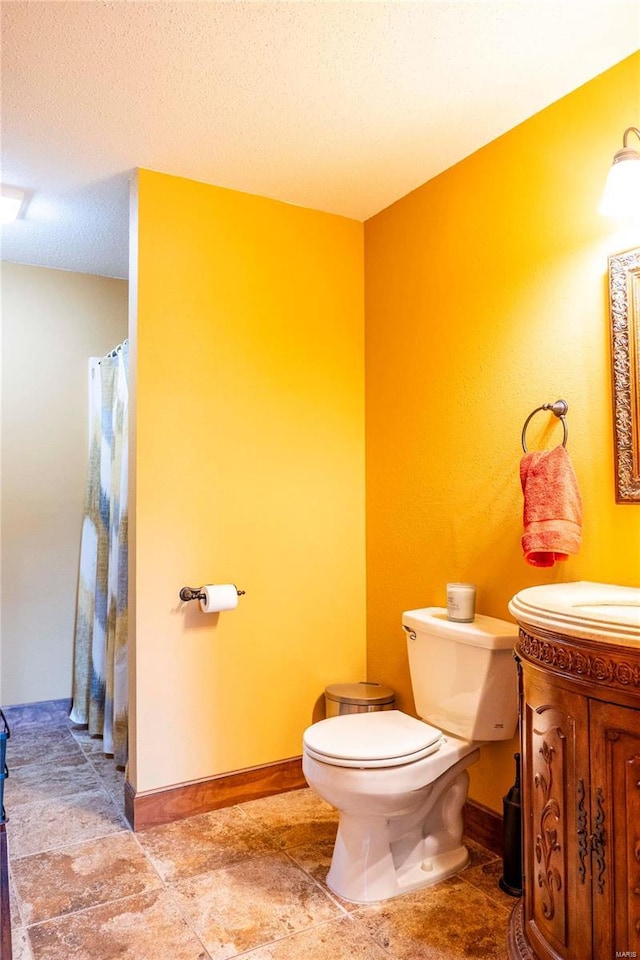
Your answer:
(199, 584), (239, 613)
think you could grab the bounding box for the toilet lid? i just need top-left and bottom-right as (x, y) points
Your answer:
(303, 710), (443, 768)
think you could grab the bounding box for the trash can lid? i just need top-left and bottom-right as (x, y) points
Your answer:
(325, 681), (395, 706)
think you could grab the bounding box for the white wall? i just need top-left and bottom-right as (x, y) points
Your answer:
(1, 262), (128, 706)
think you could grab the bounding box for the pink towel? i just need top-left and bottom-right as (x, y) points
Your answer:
(519, 445), (582, 567)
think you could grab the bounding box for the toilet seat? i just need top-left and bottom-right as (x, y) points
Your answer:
(303, 709), (443, 768)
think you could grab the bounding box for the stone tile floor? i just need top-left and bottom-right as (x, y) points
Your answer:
(3, 701), (514, 959)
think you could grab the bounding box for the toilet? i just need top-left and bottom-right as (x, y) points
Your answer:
(302, 607), (519, 903)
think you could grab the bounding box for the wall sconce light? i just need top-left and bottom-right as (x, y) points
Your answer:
(599, 126), (640, 218)
(0, 185), (26, 223)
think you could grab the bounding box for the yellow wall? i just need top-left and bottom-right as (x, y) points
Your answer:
(131, 170), (365, 793)
(364, 53), (640, 812)
(1, 263), (128, 705)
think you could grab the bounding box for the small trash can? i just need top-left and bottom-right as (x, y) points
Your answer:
(324, 682), (395, 717)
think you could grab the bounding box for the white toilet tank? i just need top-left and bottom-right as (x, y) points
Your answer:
(403, 607), (519, 741)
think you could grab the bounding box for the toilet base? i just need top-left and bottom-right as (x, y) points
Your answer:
(328, 841), (469, 904)
(324, 761), (475, 904)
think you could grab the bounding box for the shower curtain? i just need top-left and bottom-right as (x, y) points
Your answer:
(70, 341), (129, 768)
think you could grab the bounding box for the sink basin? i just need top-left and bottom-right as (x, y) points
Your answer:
(509, 581), (640, 645)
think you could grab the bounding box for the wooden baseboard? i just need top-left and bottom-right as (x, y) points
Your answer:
(125, 757), (505, 856)
(463, 798), (504, 856)
(125, 756), (307, 831)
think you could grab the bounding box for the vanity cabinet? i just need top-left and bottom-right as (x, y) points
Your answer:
(507, 624), (640, 960)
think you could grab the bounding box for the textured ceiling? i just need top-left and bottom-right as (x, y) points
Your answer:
(1, 1), (639, 279)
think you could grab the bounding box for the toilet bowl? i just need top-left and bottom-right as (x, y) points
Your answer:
(303, 710), (480, 902)
(302, 607), (518, 903)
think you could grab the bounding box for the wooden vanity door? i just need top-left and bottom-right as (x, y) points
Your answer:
(521, 668), (592, 960)
(590, 700), (640, 959)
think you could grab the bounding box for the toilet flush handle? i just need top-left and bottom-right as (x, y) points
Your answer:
(402, 625), (417, 641)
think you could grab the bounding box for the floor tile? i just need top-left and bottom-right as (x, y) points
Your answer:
(4, 755), (101, 808)
(464, 837), (501, 870)
(5, 729), (85, 769)
(286, 837), (357, 911)
(460, 856), (519, 910)
(67, 725), (94, 743)
(7, 788), (126, 858)
(240, 915), (392, 959)
(136, 805), (275, 883)
(26, 889), (209, 960)
(351, 874), (510, 960)
(86, 752), (126, 799)
(2, 701), (71, 731)
(10, 925), (35, 960)
(170, 850), (343, 960)
(70, 729), (109, 756)
(3, 707), (512, 960)
(12, 832), (163, 924)
(9, 873), (26, 933)
(239, 787), (339, 849)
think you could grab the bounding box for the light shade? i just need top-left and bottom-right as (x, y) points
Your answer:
(0, 185), (25, 223)
(599, 126), (640, 218)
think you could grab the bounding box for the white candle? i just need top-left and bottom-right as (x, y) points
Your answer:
(446, 583), (476, 622)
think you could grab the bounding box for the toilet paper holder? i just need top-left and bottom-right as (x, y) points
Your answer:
(179, 585), (246, 602)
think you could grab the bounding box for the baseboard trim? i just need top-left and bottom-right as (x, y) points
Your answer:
(464, 798), (504, 856)
(124, 759), (505, 851)
(125, 756), (307, 830)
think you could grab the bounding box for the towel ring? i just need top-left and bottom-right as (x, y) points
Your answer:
(521, 400), (568, 453)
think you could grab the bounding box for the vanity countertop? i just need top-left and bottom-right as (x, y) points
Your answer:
(508, 580), (640, 647)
